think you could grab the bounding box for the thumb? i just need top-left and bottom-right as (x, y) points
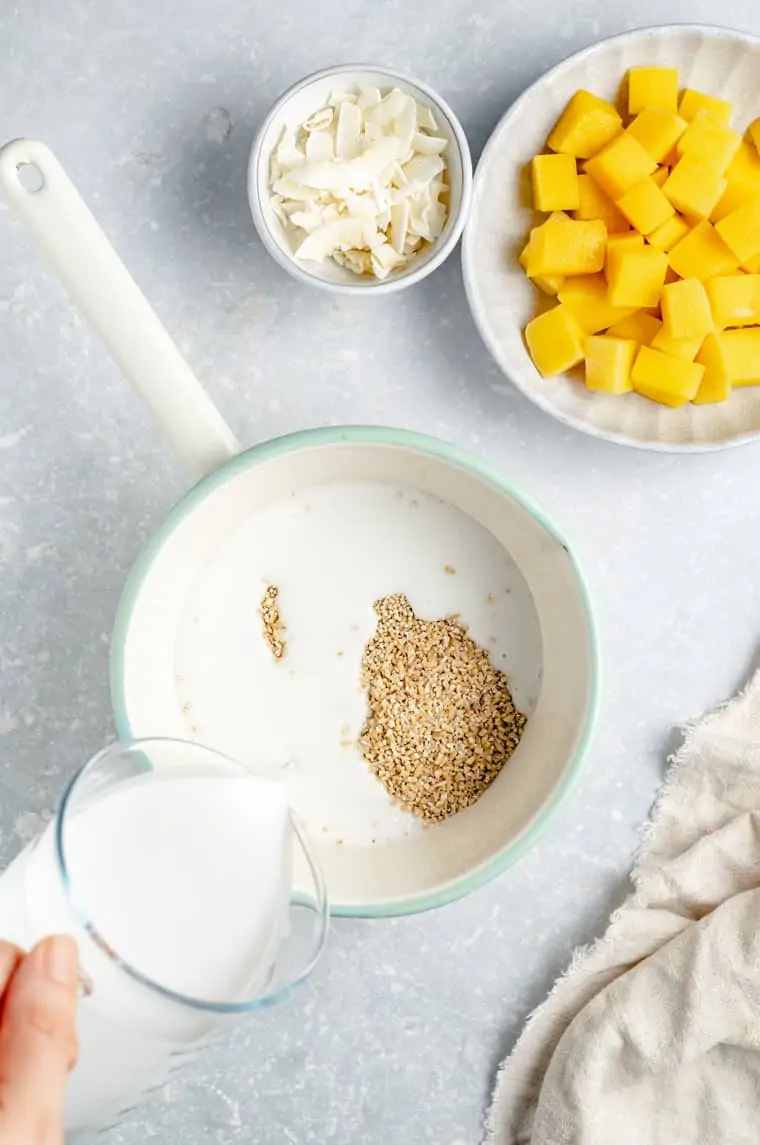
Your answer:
(0, 935), (79, 1145)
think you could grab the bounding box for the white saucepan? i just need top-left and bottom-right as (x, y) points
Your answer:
(0, 138), (598, 917)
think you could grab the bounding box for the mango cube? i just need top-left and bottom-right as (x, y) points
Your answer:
(604, 232), (644, 283)
(628, 67), (679, 115)
(519, 233), (564, 294)
(531, 153), (580, 211)
(749, 118), (760, 156)
(694, 334), (731, 403)
(715, 199), (760, 264)
(572, 174), (629, 232)
(607, 246), (668, 308)
(648, 213), (691, 251)
(584, 134), (657, 200)
(606, 310), (662, 346)
(652, 166), (669, 188)
(744, 252), (760, 274)
(616, 177), (675, 235)
(663, 155), (727, 219)
(668, 220), (738, 280)
(547, 90), (623, 159)
(557, 274), (636, 333)
(661, 278), (713, 340)
(720, 328), (760, 385)
(711, 142), (760, 220)
(676, 110), (741, 173)
(678, 89), (733, 125)
(631, 345), (705, 406)
(526, 215), (607, 277)
(627, 108), (687, 162)
(706, 274), (760, 328)
(585, 336), (637, 394)
(650, 327), (703, 361)
(525, 305), (585, 376)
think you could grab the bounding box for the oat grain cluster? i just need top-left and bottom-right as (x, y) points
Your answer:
(259, 584), (286, 661)
(359, 593), (526, 822)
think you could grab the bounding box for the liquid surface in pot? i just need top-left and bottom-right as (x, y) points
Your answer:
(174, 481), (542, 846)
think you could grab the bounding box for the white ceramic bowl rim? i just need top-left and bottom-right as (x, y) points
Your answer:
(248, 63), (473, 295)
(462, 22), (760, 453)
(109, 425), (600, 918)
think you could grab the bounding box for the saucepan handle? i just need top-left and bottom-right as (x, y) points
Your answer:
(0, 139), (240, 479)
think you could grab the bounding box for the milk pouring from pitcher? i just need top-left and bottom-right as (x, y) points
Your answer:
(0, 739), (327, 1139)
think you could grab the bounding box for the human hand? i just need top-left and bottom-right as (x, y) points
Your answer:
(0, 936), (79, 1144)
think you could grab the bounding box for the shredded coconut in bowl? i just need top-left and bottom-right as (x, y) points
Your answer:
(269, 86), (449, 280)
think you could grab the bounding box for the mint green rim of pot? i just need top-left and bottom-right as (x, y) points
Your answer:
(109, 425), (600, 918)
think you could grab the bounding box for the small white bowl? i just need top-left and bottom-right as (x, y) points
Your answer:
(463, 24), (760, 452)
(248, 64), (473, 295)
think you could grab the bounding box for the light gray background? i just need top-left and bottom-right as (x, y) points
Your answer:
(2, 2), (760, 1142)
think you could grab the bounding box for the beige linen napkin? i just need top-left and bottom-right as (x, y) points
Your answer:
(486, 670), (760, 1145)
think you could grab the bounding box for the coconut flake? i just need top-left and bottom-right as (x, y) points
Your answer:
(390, 201), (410, 254)
(411, 132), (448, 156)
(417, 104), (438, 132)
(335, 101), (362, 160)
(295, 218), (369, 262)
(305, 131), (335, 162)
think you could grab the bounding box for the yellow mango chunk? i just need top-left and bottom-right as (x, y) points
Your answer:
(715, 199), (760, 264)
(572, 174), (629, 232)
(676, 110), (741, 173)
(631, 345), (705, 406)
(648, 213), (691, 251)
(608, 246), (668, 308)
(616, 177), (675, 235)
(525, 305), (585, 376)
(605, 233), (644, 284)
(720, 328), (760, 385)
(668, 220), (738, 280)
(744, 252), (760, 274)
(652, 166), (669, 188)
(531, 153), (580, 211)
(711, 142), (760, 220)
(557, 274), (636, 333)
(706, 274), (760, 328)
(661, 277), (713, 340)
(678, 89), (733, 125)
(749, 118), (760, 156)
(606, 310), (662, 346)
(628, 67), (679, 115)
(533, 276), (565, 296)
(519, 233), (565, 294)
(585, 336), (637, 394)
(627, 108), (687, 162)
(585, 134), (657, 200)
(527, 215), (607, 277)
(663, 155), (727, 219)
(547, 90), (623, 159)
(521, 212), (580, 290)
(694, 333), (732, 403)
(650, 327), (703, 361)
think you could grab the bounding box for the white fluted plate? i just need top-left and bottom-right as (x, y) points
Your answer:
(463, 24), (760, 452)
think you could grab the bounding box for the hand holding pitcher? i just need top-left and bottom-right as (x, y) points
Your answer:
(0, 936), (79, 1145)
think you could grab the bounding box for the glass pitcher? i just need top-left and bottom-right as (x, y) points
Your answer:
(0, 738), (328, 1140)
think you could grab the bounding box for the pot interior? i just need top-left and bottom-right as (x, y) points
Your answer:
(112, 437), (595, 914)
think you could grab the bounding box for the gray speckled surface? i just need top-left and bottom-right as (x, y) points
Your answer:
(3, 1), (760, 1141)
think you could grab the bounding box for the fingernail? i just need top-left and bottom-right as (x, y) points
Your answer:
(39, 935), (79, 986)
